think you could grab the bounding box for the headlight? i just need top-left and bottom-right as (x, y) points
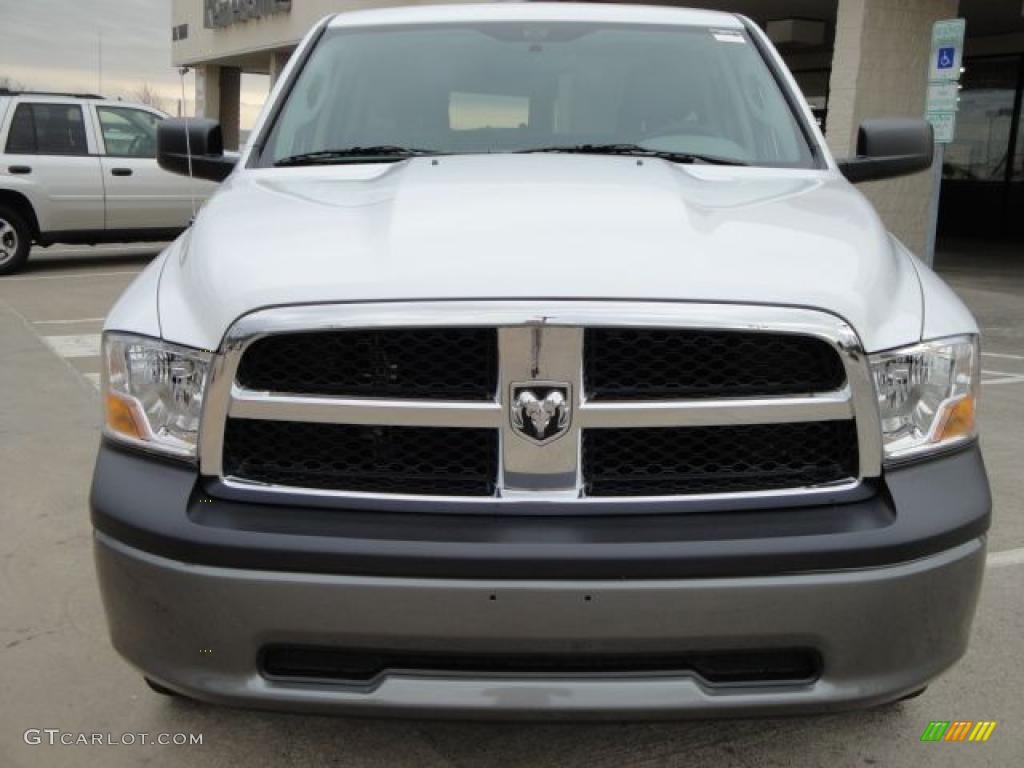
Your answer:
(102, 333), (212, 459)
(870, 335), (979, 462)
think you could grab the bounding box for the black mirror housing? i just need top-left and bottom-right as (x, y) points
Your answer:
(837, 118), (934, 184)
(157, 118), (237, 182)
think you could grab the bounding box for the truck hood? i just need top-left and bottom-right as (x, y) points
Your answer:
(157, 154), (922, 352)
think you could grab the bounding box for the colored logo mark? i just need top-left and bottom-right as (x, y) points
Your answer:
(937, 47), (956, 69)
(920, 721), (997, 742)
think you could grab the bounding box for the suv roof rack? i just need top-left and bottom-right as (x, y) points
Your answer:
(0, 88), (104, 99)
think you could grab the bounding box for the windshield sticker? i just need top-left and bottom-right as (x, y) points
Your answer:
(712, 30), (746, 44)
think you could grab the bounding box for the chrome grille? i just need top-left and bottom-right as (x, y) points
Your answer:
(585, 328), (846, 400)
(583, 422), (859, 497)
(236, 328), (497, 400)
(200, 302), (880, 510)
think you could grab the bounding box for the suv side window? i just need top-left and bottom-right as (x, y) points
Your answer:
(96, 107), (161, 158)
(4, 102), (89, 155)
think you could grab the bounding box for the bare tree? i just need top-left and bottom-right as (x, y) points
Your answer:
(0, 75), (28, 92)
(130, 82), (167, 112)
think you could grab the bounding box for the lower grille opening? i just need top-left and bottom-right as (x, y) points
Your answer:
(261, 646), (821, 687)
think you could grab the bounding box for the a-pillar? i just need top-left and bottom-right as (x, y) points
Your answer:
(825, 0), (959, 256)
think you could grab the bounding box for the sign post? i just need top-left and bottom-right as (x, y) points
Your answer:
(923, 18), (966, 266)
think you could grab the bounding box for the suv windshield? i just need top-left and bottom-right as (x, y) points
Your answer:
(261, 22), (816, 168)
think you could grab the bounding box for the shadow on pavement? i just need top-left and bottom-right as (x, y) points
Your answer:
(23, 245), (164, 275)
(147, 693), (925, 768)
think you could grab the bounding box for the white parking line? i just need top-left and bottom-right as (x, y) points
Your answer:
(0, 270), (141, 282)
(34, 317), (105, 325)
(982, 375), (1024, 387)
(0, 299), (100, 396)
(44, 244), (153, 252)
(38, 332), (102, 391)
(982, 352), (1024, 361)
(41, 334), (101, 359)
(987, 547), (1024, 568)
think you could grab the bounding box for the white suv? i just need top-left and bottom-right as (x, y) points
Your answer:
(0, 90), (217, 275)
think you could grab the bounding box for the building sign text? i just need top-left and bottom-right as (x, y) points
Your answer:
(204, 0), (291, 29)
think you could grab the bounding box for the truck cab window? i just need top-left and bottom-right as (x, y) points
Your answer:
(263, 22), (814, 168)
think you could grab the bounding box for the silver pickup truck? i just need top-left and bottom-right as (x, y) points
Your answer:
(91, 3), (990, 719)
(0, 91), (215, 274)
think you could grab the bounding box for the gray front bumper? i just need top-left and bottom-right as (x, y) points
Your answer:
(94, 532), (986, 719)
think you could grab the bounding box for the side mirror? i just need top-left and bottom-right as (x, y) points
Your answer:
(837, 118), (934, 183)
(157, 118), (237, 182)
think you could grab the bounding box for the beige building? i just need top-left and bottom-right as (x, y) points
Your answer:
(171, 1), (1024, 257)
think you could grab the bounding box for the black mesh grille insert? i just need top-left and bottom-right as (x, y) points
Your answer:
(236, 328), (498, 400)
(583, 422), (858, 497)
(585, 329), (846, 400)
(223, 419), (498, 496)
(261, 646), (821, 686)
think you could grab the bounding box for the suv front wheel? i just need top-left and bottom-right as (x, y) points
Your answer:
(0, 205), (31, 276)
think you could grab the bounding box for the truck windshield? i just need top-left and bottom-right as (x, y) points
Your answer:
(260, 22), (816, 168)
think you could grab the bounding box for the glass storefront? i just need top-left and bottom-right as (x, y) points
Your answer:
(939, 54), (1024, 241)
(791, 68), (830, 129)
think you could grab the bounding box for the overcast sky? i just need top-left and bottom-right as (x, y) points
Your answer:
(0, 0), (268, 126)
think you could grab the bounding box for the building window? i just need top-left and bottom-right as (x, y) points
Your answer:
(450, 92), (530, 131)
(939, 54), (1024, 240)
(944, 56), (1019, 182)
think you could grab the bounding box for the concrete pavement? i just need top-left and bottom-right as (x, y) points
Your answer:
(1, 242), (1022, 767)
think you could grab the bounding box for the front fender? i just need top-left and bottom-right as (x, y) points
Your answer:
(891, 236), (979, 343)
(104, 239), (179, 339)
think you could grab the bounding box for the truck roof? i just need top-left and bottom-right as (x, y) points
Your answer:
(327, 2), (743, 30)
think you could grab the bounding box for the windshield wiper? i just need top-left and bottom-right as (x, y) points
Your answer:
(273, 144), (747, 167)
(274, 146), (442, 167)
(516, 143), (748, 166)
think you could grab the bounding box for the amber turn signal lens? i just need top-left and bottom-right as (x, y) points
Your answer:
(105, 393), (146, 440)
(936, 394), (976, 443)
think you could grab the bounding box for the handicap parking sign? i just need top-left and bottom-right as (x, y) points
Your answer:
(929, 20), (965, 82)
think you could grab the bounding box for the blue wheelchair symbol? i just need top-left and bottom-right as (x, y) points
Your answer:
(937, 47), (955, 70)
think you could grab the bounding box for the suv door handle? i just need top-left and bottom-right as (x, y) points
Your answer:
(8, 165), (32, 174)
(111, 168), (133, 177)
